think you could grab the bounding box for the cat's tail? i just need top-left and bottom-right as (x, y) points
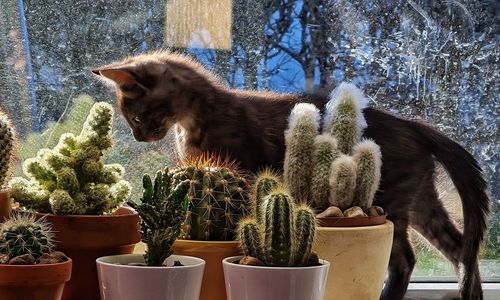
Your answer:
(412, 121), (490, 300)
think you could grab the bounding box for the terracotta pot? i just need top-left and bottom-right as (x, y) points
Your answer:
(0, 259), (72, 300)
(173, 240), (241, 300)
(96, 254), (205, 300)
(318, 214), (387, 227)
(223, 256), (329, 300)
(0, 190), (12, 223)
(312, 221), (394, 300)
(36, 210), (141, 300)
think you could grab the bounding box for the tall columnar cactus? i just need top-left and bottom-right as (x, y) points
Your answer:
(0, 213), (54, 260)
(311, 134), (339, 210)
(172, 155), (251, 241)
(323, 83), (367, 155)
(283, 103), (320, 203)
(127, 169), (190, 266)
(0, 111), (15, 189)
(252, 170), (280, 223)
(352, 140), (382, 209)
(237, 189), (316, 267)
(9, 102), (131, 215)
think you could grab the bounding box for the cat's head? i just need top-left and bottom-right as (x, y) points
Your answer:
(92, 51), (221, 142)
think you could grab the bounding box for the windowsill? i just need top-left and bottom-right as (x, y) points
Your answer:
(405, 283), (500, 299)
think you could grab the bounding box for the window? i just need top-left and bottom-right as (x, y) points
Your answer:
(1, 0), (498, 286)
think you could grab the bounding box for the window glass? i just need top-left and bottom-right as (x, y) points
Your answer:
(0, 0), (497, 280)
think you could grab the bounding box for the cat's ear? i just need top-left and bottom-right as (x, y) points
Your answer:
(92, 66), (148, 92)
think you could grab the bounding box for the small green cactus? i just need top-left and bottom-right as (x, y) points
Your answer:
(237, 189), (316, 267)
(172, 155), (251, 241)
(0, 111), (16, 189)
(252, 169), (280, 224)
(283, 103), (320, 203)
(127, 168), (190, 266)
(9, 102), (131, 215)
(0, 213), (54, 260)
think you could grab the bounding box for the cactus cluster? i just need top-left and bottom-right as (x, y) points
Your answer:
(9, 102), (131, 215)
(283, 82), (382, 214)
(238, 187), (316, 267)
(172, 155), (251, 241)
(0, 111), (16, 190)
(127, 168), (190, 266)
(0, 213), (54, 260)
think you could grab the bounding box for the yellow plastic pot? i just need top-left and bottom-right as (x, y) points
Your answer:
(312, 221), (394, 300)
(173, 240), (241, 300)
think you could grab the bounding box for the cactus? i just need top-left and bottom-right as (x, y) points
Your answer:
(237, 189), (316, 267)
(172, 155), (251, 241)
(352, 140), (382, 209)
(311, 134), (339, 210)
(127, 168), (190, 266)
(277, 83), (383, 215)
(0, 111), (16, 189)
(323, 82), (367, 155)
(252, 169), (280, 223)
(0, 213), (54, 260)
(283, 103), (320, 204)
(9, 102), (131, 215)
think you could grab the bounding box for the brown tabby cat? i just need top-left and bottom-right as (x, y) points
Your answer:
(93, 51), (489, 300)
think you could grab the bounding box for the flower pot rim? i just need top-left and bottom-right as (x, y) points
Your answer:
(175, 239), (240, 245)
(318, 213), (387, 227)
(96, 254), (205, 270)
(0, 258), (72, 269)
(34, 211), (138, 219)
(223, 256), (330, 270)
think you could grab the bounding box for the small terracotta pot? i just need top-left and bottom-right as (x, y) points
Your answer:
(223, 256), (330, 300)
(312, 221), (394, 300)
(318, 214), (387, 227)
(173, 240), (241, 300)
(0, 190), (12, 223)
(36, 209), (141, 300)
(96, 254), (205, 300)
(0, 259), (72, 300)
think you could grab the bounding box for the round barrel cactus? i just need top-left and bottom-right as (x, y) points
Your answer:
(0, 213), (54, 260)
(0, 111), (15, 189)
(172, 155), (251, 241)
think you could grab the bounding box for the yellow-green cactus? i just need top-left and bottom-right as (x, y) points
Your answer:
(9, 102), (131, 215)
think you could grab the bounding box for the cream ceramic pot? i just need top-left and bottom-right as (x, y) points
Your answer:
(223, 256), (330, 300)
(96, 254), (205, 300)
(312, 221), (394, 300)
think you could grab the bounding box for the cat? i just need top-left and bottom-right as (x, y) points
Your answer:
(93, 51), (490, 300)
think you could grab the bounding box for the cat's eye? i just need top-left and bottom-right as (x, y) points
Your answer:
(132, 116), (141, 124)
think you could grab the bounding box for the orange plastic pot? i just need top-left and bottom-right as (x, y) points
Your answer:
(0, 190), (12, 223)
(0, 259), (72, 300)
(173, 240), (241, 300)
(36, 209), (140, 300)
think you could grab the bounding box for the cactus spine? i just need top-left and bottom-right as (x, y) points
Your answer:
(172, 155), (251, 241)
(329, 155), (357, 210)
(127, 169), (190, 266)
(0, 213), (54, 260)
(237, 189), (316, 267)
(283, 103), (320, 203)
(9, 102), (131, 215)
(0, 111), (15, 189)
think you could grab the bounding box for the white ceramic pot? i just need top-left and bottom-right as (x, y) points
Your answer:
(223, 256), (330, 300)
(96, 254), (205, 300)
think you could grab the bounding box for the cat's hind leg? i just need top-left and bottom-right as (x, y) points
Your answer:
(380, 219), (416, 300)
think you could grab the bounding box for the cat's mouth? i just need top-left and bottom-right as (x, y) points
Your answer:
(134, 128), (167, 142)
